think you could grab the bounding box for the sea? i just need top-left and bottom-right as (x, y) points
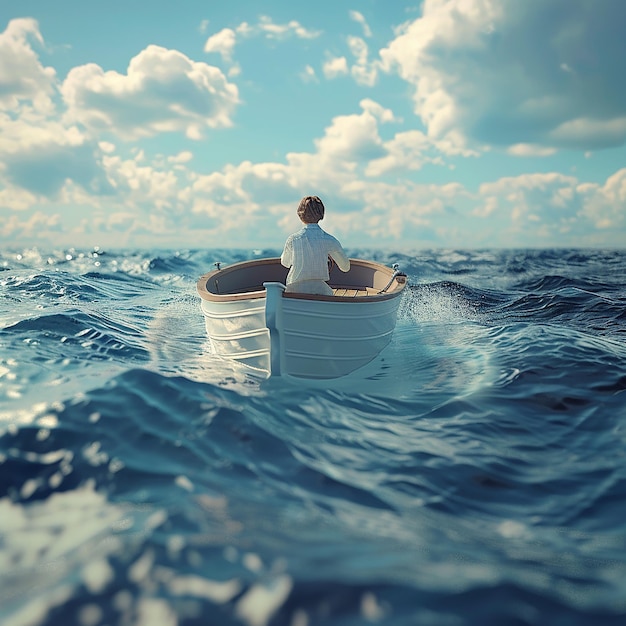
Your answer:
(1, 247), (625, 626)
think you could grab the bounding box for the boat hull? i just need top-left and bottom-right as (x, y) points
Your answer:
(200, 297), (271, 373)
(197, 258), (406, 379)
(278, 293), (402, 378)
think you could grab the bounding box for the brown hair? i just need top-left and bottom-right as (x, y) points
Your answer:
(297, 196), (325, 223)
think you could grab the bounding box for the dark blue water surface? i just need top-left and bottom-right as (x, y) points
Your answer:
(1, 248), (625, 626)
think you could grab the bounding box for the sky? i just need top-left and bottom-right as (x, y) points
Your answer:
(1, 0), (626, 251)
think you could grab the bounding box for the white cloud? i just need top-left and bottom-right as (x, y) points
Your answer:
(186, 101), (398, 238)
(323, 56), (348, 79)
(349, 11), (372, 38)
(380, 0), (626, 152)
(477, 172), (586, 241)
(0, 113), (83, 155)
(0, 210), (61, 238)
(102, 153), (182, 210)
(203, 28), (237, 62)
(346, 180), (468, 241)
(62, 45), (240, 141)
(1, 11), (624, 250)
(323, 33), (380, 86)
(203, 15), (321, 68)
(300, 65), (318, 83)
(366, 130), (436, 176)
(4, 108), (626, 247)
(549, 117), (626, 150)
(253, 15), (321, 40)
(581, 168), (626, 230)
(0, 112), (111, 197)
(0, 186), (39, 212)
(507, 144), (557, 157)
(0, 19), (56, 111)
(473, 196), (498, 218)
(98, 141), (116, 154)
(347, 36), (379, 87)
(168, 151), (193, 164)
(191, 102), (395, 227)
(3, 141), (110, 197)
(183, 99), (471, 244)
(313, 99), (394, 162)
(0, 24), (235, 228)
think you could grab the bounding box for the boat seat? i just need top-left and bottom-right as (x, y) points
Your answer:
(332, 287), (372, 297)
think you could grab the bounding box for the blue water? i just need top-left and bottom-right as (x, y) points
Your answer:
(1, 248), (625, 626)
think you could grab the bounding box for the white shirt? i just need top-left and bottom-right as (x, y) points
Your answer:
(281, 223), (350, 285)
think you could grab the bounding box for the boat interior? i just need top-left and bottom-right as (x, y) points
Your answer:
(197, 257), (406, 302)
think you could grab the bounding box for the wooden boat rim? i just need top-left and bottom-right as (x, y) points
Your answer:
(197, 257), (406, 303)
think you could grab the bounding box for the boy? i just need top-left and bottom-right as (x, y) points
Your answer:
(280, 196), (350, 295)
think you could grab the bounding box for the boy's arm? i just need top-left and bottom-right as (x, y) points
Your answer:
(280, 237), (293, 267)
(329, 242), (350, 272)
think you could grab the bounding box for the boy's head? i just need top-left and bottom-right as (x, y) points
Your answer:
(297, 196), (325, 223)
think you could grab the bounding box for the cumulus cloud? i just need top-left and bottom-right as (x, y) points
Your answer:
(313, 99), (393, 162)
(187, 100), (397, 236)
(507, 144), (557, 157)
(470, 171), (626, 244)
(185, 103), (626, 248)
(2, 10), (624, 249)
(323, 36), (380, 87)
(98, 141), (116, 154)
(62, 45), (240, 140)
(4, 86), (626, 248)
(2, 148), (198, 245)
(253, 15), (321, 40)
(322, 24), (380, 86)
(581, 168), (626, 230)
(0, 109), (112, 201)
(323, 56), (349, 79)
(0, 113), (82, 155)
(349, 11), (372, 38)
(366, 130), (438, 177)
(0, 18), (56, 111)
(347, 36), (379, 86)
(168, 151), (193, 164)
(550, 117), (626, 151)
(0, 22), (238, 222)
(380, 0), (626, 152)
(0, 210), (61, 239)
(4, 141), (111, 196)
(203, 15), (321, 66)
(478, 172), (583, 229)
(196, 99), (395, 211)
(0, 186), (38, 212)
(203, 27), (237, 63)
(102, 153), (184, 211)
(185, 99), (463, 242)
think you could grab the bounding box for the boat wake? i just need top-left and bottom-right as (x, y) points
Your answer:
(145, 283), (494, 409)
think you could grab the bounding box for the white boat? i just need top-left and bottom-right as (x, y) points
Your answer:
(196, 257), (407, 379)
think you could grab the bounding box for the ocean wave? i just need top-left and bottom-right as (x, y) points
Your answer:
(2, 311), (148, 361)
(2, 248), (626, 625)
